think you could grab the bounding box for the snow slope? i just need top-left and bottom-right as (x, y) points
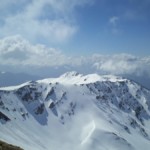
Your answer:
(0, 71), (150, 150)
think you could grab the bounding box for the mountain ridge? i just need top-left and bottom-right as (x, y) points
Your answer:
(0, 72), (150, 150)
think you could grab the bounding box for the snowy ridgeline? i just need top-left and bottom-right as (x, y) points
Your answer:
(0, 72), (150, 150)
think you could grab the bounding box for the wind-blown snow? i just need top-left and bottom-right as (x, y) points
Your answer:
(0, 72), (150, 150)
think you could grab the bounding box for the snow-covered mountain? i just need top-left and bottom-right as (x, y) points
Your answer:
(0, 71), (150, 150)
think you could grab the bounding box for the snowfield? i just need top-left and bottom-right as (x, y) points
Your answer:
(0, 71), (150, 150)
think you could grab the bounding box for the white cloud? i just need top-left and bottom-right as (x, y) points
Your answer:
(109, 16), (121, 34)
(0, 35), (91, 68)
(92, 53), (150, 76)
(109, 16), (119, 26)
(0, 0), (91, 44)
(0, 36), (150, 78)
(0, 35), (70, 66)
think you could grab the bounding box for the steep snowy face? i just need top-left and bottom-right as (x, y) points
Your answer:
(0, 73), (150, 150)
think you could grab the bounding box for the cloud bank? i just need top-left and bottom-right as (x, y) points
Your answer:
(0, 35), (70, 66)
(0, 35), (150, 78)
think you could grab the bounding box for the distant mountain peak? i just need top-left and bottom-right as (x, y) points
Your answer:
(38, 72), (127, 85)
(60, 71), (82, 78)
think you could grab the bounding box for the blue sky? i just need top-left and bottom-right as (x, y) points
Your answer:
(65, 0), (150, 56)
(0, 0), (150, 56)
(0, 0), (150, 78)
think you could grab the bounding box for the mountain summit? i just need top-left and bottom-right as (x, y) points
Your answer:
(0, 72), (150, 150)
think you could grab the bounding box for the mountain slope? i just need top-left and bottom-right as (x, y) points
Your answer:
(0, 72), (150, 150)
(0, 140), (23, 150)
